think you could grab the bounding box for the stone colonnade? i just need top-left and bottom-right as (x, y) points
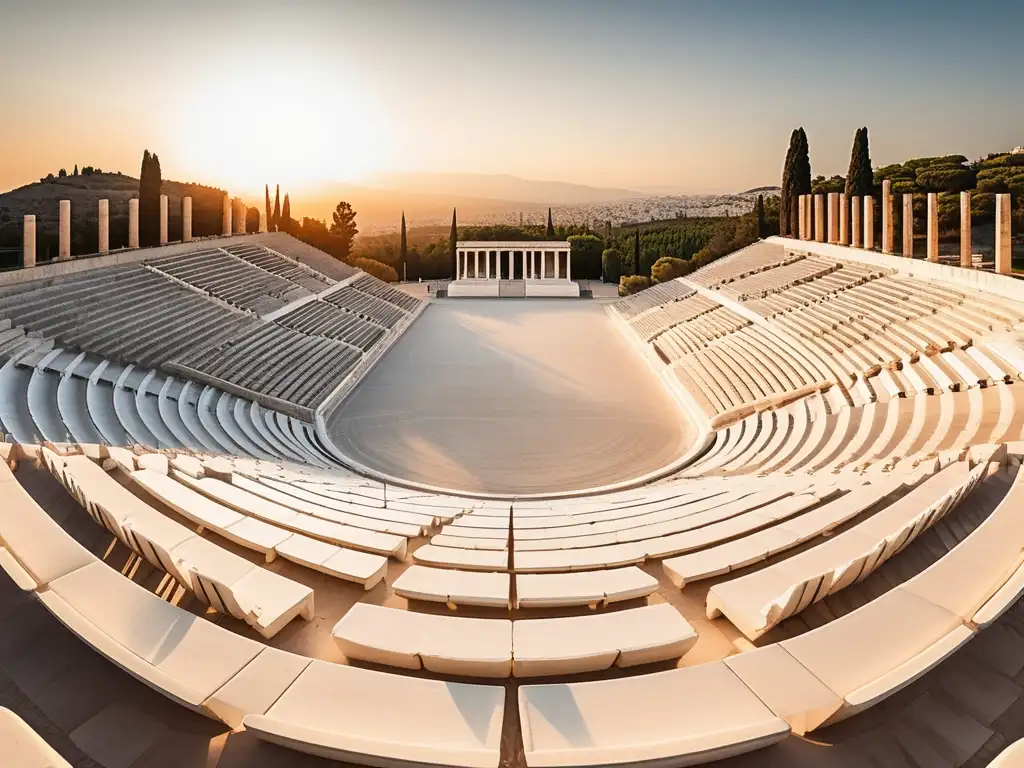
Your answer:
(793, 188), (1014, 275)
(455, 246), (572, 281)
(20, 188), (258, 268)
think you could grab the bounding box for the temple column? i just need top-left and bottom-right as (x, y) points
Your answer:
(98, 199), (109, 255)
(22, 216), (35, 269)
(827, 193), (839, 243)
(863, 196), (875, 250)
(797, 196), (805, 240)
(474, 251), (480, 278)
(927, 193), (939, 262)
(541, 250), (546, 279)
(882, 180), (893, 254)
(851, 197), (862, 248)
(566, 250), (571, 281)
(159, 194), (169, 245)
(222, 192), (231, 236)
(258, 205), (267, 233)
(960, 192), (972, 268)
(902, 194), (914, 257)
(183, 197), (193, 242)
(234, 199), (246, 234)
(129, 199), (139, 248)
(839, 194), (849, 245)
(554, 251), (560, 279)
(59, 200), (71, 261)
(485, 250), (490, 279)
(814, 194), (824, 242)
(996, 194), (1012, 275)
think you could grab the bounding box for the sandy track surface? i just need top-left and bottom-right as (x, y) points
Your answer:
(327, 299), (694, 494)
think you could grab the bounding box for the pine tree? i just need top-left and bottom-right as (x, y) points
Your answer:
(780, 129), (800, 237)
(844, 127), (873, 199)
(139, 150), (162, 247)
(785, 128), (812, 237)
(281, 194), (291, 235)
(449, 208), (458, 278)
(272, 185), (281, 232)
(265, 185), (272, 231)
(633, 229), (642, 276)
(400, 211), (408, 278)
(546, 207), (554, 238)
(756, 195), (766, 239)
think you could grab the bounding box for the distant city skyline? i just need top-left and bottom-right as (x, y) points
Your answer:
(2, 0), (1022, 196)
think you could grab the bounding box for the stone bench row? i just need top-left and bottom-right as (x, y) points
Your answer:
(224, 243), (335, 293)
(332, 602), (697, 678)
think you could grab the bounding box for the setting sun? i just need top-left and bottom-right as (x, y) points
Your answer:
(171, 64), (388, 195)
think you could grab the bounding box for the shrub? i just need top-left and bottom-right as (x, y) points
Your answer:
(650, 256), (690, 284)
(602, 248), (623, 283)
(619, 275), (652, 296)
(351, 257), (398, 283)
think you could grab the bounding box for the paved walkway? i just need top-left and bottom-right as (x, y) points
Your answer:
(327, 300), (695, 494)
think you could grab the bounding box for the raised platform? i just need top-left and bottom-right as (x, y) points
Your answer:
(448, 279), (580, 299)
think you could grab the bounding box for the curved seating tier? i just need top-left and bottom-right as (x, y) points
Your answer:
(0, 707), (72, 768)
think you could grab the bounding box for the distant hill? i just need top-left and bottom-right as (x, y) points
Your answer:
(360, 172), (643, 205)
(740, 185), (782, 195)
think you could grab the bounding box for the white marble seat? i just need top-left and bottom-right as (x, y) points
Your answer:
(515, 567), (658, 608)
(512, 603), (697, 677)
(243, 660), (504, 768)
(392, 565), (510, 608)
(518, 661), (789, 767)
(332, 603), (512, 677)
(706, 460), (984, 640)
(0, 707), (73, 768)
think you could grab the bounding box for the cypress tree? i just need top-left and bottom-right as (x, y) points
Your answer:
(844, 127), (873, 199)
(400, 211), (408, 278)
(779, 129), (800, 237)
(546, 207), (554, 238)
(756, 195), (766, 239)
(790, 128), (812, 237)
(272, 185), (281, 232)
(265, 185), (272, 231)
(633, 229), (641, 276)
(449, 208), (458, 278)
(281, 194), (291, 235)
(139, 150), (162, 247)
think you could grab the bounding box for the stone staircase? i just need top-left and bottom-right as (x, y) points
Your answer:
(498, 280), (526, 298)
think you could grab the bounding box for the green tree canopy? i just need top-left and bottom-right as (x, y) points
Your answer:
(567, 234), (603, 280)
(330, 201), (358, 256)
(845, 127), (873, 198)
(602, 248), (623, 284)
(651, 256), (691, 283)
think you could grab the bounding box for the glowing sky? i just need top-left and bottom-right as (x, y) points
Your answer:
(2, 0), (1022, 195)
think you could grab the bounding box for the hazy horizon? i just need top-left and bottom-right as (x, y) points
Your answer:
(3, 0), (1023, 199)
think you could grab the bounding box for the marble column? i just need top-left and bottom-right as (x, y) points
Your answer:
(882, 180), (893, 254)
(863, 196), (875, 250)
(839, 194), (849, 245)
(806, 195), (814, 241)
(234, 199), (246, 234)
(554, 251), (560, 279)
(98, 199), (109, 255)
(960, 192), (972, 268)
(222, 193), (232, 236)
(59, 200), (71, 261)
(902, 194), (914, 257)
(814, 195), (825, 242)
(485, 250), (490, 279)
(258, 206), (267, 233)
(22, 215), (35, 269)
(159, 194), (169, 245)
(566, 250), (571, 281)
(183, 197), (193, 242)
(797, 195), (806, 240)
(927, 193), (939, 262)
(996, 194), (1012, 275)
(129, 199), (139, 249)
(541, 250), (547, 279)
(827, 193), (839, 243)
(851, 197), (862, 248)
(474, 251), (480, 278)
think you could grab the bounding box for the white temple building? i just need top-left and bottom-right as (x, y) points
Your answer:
(449, 240), (580, 297)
